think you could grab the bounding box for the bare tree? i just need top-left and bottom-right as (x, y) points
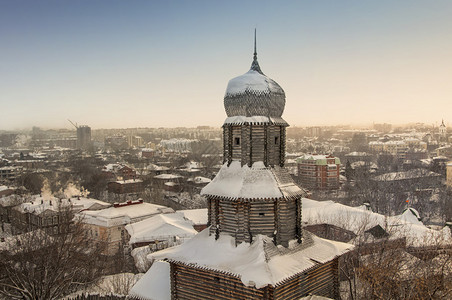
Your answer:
(0, 207), (108, 300)
(339, 221), (452, 300)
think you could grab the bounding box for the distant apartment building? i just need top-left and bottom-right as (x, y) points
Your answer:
(77, 125), (92, 150)
(0, 166), (22, 182)
(369, 139), (427, 159)
(128, 136), (143, 148)
(296, 154), (341, 190)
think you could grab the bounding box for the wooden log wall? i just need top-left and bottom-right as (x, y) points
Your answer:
(279, 126), (286, 167)
(249, 201), (275, 238)
(276, 200), (297, 247)
(170, 258), (339, 300)
(171, 263), (268, 300)
(223, 126), (229, 164)
(222, 124), (286, 167)
(218, 200), (238, 237)
(273, 258), (339, 300)
(251, 126), (266, 164)
(241, 124), (250, 165)
(231, 126), (242, 160)
(208, 197), (303, 245)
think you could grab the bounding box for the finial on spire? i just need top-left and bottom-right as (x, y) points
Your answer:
(254, 28), (257, 60)
(250, 28), (263, 74)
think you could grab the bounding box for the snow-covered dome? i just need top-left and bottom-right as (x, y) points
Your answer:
(224, 52), (285, 118)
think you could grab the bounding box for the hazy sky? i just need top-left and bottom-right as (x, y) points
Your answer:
(1, 1), (452, 130)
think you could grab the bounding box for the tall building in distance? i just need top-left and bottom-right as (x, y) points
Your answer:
(130, 33), (353, 300)
(297, 154), (341, 190)
(76, 125), (92, 150)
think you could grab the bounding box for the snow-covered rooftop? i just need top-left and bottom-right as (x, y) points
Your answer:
(302, 198), (452, 247)
(176, 208), (208, 225)
(113, 179), (143, 184)
(372, 168), (441, 182)
(125, 213), (197, 245)
(225, 69), (283, 96)
(296, 154), (340, 165)
(15, 195), (110, 214)
(201, 161), (305, 200)
(129, 261), (170, 300)
(0, 185), (10, 192)
(192, 176), (211, 184)
(223, 116), (288, 126)
(80, 202), (174, 227)
(140, 229), (352, 291)
(154, 174), (182, 180)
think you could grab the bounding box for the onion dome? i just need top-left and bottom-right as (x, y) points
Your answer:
(224, 35), (286, 118)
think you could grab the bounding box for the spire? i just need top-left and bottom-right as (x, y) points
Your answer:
(250, 28), (263, 74)
(253, 28), (257, 61)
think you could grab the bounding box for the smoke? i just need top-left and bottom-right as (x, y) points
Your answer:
(14, 134), (31, 148)
(64, 183), (80, 198)
(41, 178), (53, 201)
(63, 183), (90, 198)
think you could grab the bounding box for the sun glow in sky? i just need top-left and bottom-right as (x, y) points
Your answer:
(1, 1), (452, 130)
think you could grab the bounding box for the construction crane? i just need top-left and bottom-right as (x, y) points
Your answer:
(68, 119), (78, 129)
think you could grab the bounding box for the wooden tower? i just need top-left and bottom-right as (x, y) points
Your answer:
(129, 33), (353, 300)
(202, 32), (306, 247)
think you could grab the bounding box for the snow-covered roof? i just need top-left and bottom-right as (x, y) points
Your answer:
(192, 176), (211, 184)
(125, 213), (197, 245)
(0, 185), (10, 192)
(146, 164), (169, 171)
(201, 161), (305, 200)
(102, 163), (125, 172)
(80, 202), (174, 227)
(296, 154), (340, 165)
(143, 229), (352, 290)
(154, 174), (182, 180)
(372, 168), (441, 182)
(223, 116), (288, 126)
(223, 57), (286, 118)
(15, 195), (110, 214)
(350, 161), (378, 169)
(0, 194), (24, 207)
(113, 179), (143, 184)
(302, 198), (452, 247)
(176, 208), (208, 225)
(225, 69), (282, 95)
(129, 261), (170, 300)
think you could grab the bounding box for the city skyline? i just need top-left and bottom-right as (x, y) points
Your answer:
(1, 1), (452, 130)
